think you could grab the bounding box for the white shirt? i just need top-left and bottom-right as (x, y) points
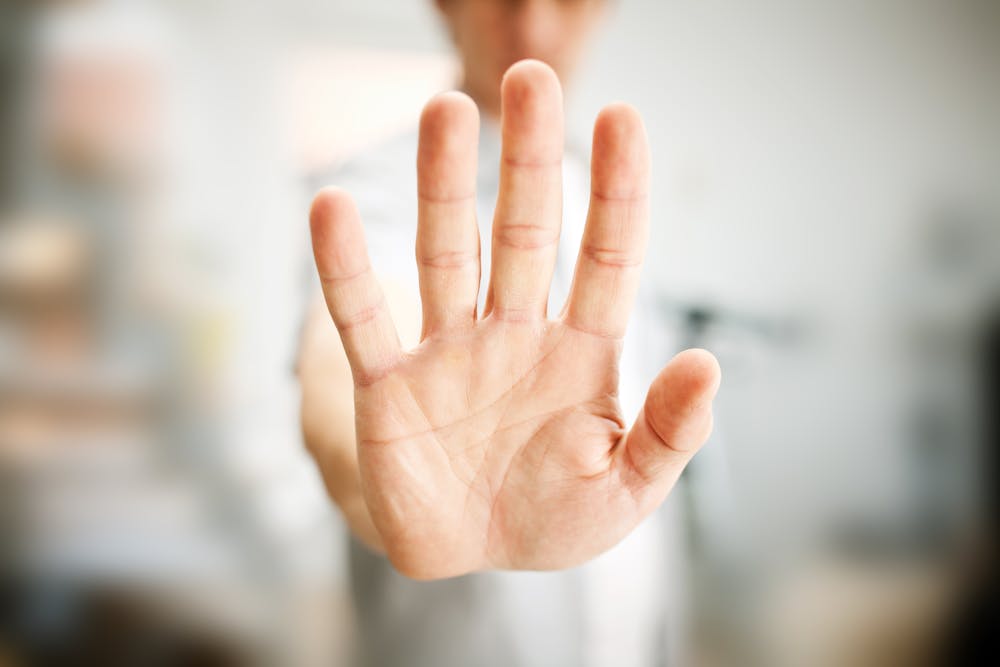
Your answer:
(312, 115), (688, 667)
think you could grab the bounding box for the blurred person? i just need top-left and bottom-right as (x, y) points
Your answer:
(297, 1), (720, 665)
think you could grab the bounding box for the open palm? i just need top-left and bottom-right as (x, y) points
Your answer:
(309, 60), (720, 580)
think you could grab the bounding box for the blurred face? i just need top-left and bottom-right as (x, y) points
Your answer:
(436, 0), (608, 116)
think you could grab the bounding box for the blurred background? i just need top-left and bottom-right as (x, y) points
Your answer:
(0, 0), (997, 665)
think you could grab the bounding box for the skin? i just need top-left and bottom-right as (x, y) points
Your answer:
(299, 3), (721, 580)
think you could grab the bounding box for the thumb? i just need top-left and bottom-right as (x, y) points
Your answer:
(620, 348), (721, 504)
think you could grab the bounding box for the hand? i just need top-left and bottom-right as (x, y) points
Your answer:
(309, 60), (720, 579)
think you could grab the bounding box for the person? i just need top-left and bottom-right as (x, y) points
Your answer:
(297, 1), (721, 665)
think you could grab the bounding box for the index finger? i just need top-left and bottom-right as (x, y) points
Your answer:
(560, 103), (651, 339)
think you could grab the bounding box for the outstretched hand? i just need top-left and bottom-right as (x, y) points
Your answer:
(309, 60), (720, 579)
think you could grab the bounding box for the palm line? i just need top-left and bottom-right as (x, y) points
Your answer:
(358, 321), (572, 448)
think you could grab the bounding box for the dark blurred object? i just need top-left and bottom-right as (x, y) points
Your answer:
(0, 583), (251, 667)
(939, 299), (1000, 666)
(0, 2), (33, 210)
(981, 301), (1000, 593)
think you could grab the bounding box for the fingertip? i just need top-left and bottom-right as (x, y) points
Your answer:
(500, 60), (564, 133)
(309, 187), (366, 278)
(310, 186), (357, 235)
(591, 103), (650, 199)
(420, 90), (480, 139)
(498, 60), (564, 166)
(501, 58), (561, 99)
(417, 92), (480, 203)
(668, 348), (722, 401)
(594, 102), (646, 140)
(644, 349), (721, 425)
